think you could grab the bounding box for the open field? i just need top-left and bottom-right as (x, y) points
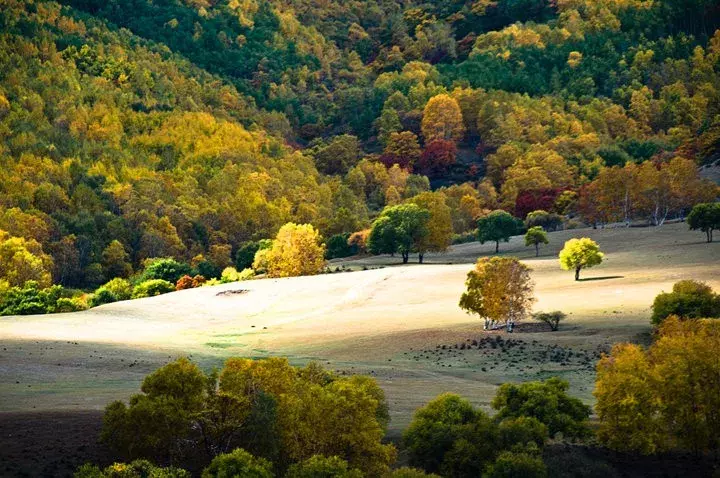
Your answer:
(1, 222), (719, 475)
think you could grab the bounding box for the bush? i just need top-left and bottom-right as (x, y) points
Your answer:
(201, 448), (273, 478)
(498, 417), (548, 451)
(140, 258), (192, 284)
(74, 459), (190, 478)
(102, 278), (133, 301)
(325, 233), (357, 259)
(176, 275), (195, 290)
(532, 311), (566, 331)
(525, 210), (563, 232)
(386, 468), (441, 478)
(236, 240), (273, 271)
(285, 455), (362, 478)
(132, 279), (175, 299)
(88, 287), (118, 308)
(54, 297), (87, 313)
(452, 229), (477, 244)
(650, 280), (720, 325)
(0, 281), (64, 316)
(220, 267), (254, 283)
(192, 275), (207, 287)
(484, 451), (547, 478)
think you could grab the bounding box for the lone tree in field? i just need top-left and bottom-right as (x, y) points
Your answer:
(524, 226), (548, 257)
(559, 238), (603, 281)
(477, 210), (519, 253)
(459, 257), (534, 330)
(687, 202), (720, 243)
(368, 203), (430, 263)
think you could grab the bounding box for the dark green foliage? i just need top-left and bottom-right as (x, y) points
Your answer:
(687, 203), (720, 242)
(325, 234), (357, 259)
(650, 280), (720, 325)
(201, 448), (274, 478)
(140, 259), (192, 284)
(524, 211), (563, 232)
(236, 241), (272, 271)
(477, 211), (519, 253)
(368, 204), (430, 264)
(492, 378), (591, 439)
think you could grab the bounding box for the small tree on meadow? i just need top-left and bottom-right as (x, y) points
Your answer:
(524, 226), (548, 257)
(459, 256), (534, 330)
(477, 210), (519, 253)
(368, 203), (430, 263)
(687, 202), (720, 243)
(264, 223), (326, 278)
(558, 238), (604, 281)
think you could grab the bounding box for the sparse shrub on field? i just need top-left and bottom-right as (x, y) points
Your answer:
(132, 279), (175, 299)
(532, 311), (566, 331)
(651, 280), (720, 325)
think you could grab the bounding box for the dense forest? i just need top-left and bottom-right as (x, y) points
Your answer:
(1, 0), (719, 301)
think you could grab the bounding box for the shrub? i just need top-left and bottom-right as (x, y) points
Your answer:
(532, 311), (566, 331)
(452, 229), (477, 244)
(176, 275), (195, 290)
(325, 234), (357, 259)
(236, 240), (273, 271)
(0, 281), (64, 316)
(74, 459), (190, 478)
(140, 258), (192, 284)
(386, 468), (441, 478)
(54, 297), (87, 313)
(132, 279), (175, 299)
(285, 455), (362, 478)
(192, 275), (207, 287)
(201, 448), (273, 478)
(650, 280), (720, 325)
(525, 210), (563, 232)
(498, 416), (548, 450)
(102, 278), (133, 301)
(484, 451), (547, 478)
(88, 287), (118, 308)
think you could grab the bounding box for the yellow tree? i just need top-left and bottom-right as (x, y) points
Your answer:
(559, 238), (603, 281)
(264, 223), (326, 278)
(459, 256), (534, 330)
(0, 230), (54, 287)
(421, 94), (465, 143)
(409, 191), (453, 262)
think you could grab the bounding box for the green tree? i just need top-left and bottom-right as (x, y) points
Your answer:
(558, 238), (604, 281)
(459, 257), (534, 330)
(140, 258), (192, 284)
(483, 451), (547, 478)
(132, 279), (176, 299)
(477, 211), (519, 253)
(687, 202), (720, 242)
(285, 455), (363, 478)
(102, 240), (133, 279)
(524, 226), (548, 257)
(651, 280), (720, 325)
(201, 448), (274, 478)
(367, 204), (430, 263)
(74, 460), (190, 478)
(492, 378), (591, 439)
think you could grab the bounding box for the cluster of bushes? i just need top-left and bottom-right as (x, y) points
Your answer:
(650, 280), (720, 325)
(0, 281), (85, 316)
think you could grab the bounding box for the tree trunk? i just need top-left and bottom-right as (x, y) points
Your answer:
(418, 253), (424, 264)
(495, 241), (499, 253)
(535, 243), (539, 257)
(575, 267), (580, 281)
(402, 252), (409, 263)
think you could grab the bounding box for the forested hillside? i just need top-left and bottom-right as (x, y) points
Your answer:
(1, 0), (719, 295)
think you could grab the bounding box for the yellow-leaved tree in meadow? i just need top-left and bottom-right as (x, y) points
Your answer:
(262, 223), (326, 278)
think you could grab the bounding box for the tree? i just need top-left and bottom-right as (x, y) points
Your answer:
(595, 317), (720, 454)
(140, 258), (192, 284)
(409, 192), (453, 263)
(687, 202), (720, 242)
(132, 279), (176, 299)
(285, 455), (363, 478)
(532, 311), (566, 331)
(347, 230), (370, 255)
(650, 280), (720, 325)
(201, 449), (274, 478)
(459, 257), (534, 330)
(483, 452), (547, 478)
(558, 238), (604, 281)
(0, 230), (54, 288)
(380, 131), (421, 170)
(524, 226), (548, 257)
(367, 204), (430, 263)
(75, 460), (190, 478)
(312, 135), (361, 175)
(492, 378), (591, 439)
(421, 94), (465, 143)
(416, 140), (457, 177)
(264, 223), (326, 278)
(524, 210), (562, 232)
(102, 240), (132, 279)
(477, 210), (519, 253)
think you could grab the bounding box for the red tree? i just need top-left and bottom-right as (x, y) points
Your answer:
(515, 188), (563, 219)
(417, 139), (457, 177)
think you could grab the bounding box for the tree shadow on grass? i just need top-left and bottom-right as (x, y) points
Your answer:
(578, 275), (624, 282)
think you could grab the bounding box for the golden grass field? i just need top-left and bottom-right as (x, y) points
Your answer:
(1, 222), (718, 434)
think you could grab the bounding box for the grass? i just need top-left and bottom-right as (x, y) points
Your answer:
(0, 222), (718, 434)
